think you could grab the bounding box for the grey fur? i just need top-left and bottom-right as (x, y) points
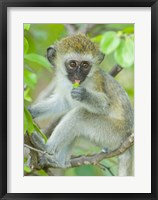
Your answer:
(29, 56), (134, 176)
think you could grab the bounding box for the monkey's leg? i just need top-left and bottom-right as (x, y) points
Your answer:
(45, 108), (83, 167)
(30, 131), (69, 168)
(118, 147), (134, 176)
(30, 132), (46, 151)
(30, 114), (70, 168)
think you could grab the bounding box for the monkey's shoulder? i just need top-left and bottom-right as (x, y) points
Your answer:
(98, 70), (129, 99)
(99, 70), (133, 117)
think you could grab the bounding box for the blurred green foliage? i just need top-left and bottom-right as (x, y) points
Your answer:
(24, 23), (134, 176)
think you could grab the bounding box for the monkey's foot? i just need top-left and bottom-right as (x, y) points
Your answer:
(39, 154), (71, 169)
(39, 154), (59, 168)
(30, 132), (46, 151)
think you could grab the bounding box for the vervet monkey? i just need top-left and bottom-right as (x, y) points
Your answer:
(29, 34), (134, 176)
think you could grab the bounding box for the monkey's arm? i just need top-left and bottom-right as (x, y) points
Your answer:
(28, 94), (69, 119)
(71, 87), (110, 114)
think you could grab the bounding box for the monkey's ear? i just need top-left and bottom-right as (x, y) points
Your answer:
(47, 46), (56, 67)
(97, 51), (105, 64)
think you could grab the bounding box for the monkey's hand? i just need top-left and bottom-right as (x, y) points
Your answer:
(71, 87), (87, 101)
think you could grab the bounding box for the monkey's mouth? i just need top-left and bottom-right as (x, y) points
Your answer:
(74, 79), (80, 84)
(72, 78), (84, 84)
(67, 72), (88, 84)
(68, 76), (84, 84)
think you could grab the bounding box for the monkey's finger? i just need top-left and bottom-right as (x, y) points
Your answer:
(71, 88), (84, 96)
(71, 86), (85, 92)
(71, 93), (82, 101)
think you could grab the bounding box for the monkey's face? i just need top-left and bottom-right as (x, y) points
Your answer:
(47, 34), (105, 83)
(65, 59), (92, 83)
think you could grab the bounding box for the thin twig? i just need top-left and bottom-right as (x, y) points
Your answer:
(24, 144), (46, 154)
(109, 65), (123, 77)
(64, 24), (76, 35)
(70, 133), (134, 168)
(79, 24), (96, 34)
(97, 163), (114, 176)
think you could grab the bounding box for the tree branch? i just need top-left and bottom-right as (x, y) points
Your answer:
(109, 65), (123, 77)
(64, 24), (76, 35)
(79, 24), (96, 34)
(25, 133), (134, 169)
(96, 163), (114, 176)
(69, 133), (134, 168)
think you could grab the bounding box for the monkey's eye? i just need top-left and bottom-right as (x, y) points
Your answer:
(69, 61), (77, 68)
(81, 61), (89, 69)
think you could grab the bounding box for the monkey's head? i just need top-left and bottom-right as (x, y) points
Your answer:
(47, 34), (105, 84)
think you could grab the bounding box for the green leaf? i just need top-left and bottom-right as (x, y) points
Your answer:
(24, 96), (32, 102)
(100, 31), (120, 55)
(35, 169), (48, 176)
(24, 105), (47, 142)
(91, 35), (103, 43)
(29, 24), (65, 55)
(33, 123), (47, 143)
(24, 37), (29, 54)
(114, 37), (134, 68)
(24, 53), (52, 71)
(73, 165), (104, 176)
(24, 165), (32, 173)
(24, 157), (27, 163)
(24, 106), (34, 134)
(24, 69), (37, 88)
(24, 88), (32, 102)
(122, 26), (134, 34)
(73, 82), (80, 88)
(24, 24), (31, 31)
(24, 111), (27, 133)
(130, 34), (134, 41)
